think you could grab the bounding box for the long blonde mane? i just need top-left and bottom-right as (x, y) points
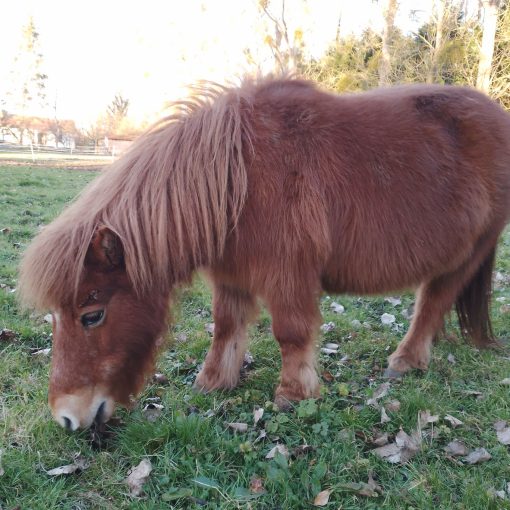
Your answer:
(19, 80), (253, 310)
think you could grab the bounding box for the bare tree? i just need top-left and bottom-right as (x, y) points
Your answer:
(427, 0), (447, 83)
(379, 0), (398, 86)
(476, 0), (501, 92)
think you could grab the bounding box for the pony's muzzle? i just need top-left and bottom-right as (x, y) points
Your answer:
(50, 388), (114, 430)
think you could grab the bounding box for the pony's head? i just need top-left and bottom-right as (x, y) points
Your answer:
(47, 226), (168, 430)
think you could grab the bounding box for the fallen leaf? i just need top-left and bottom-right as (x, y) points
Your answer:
(494, 421), (510, 445)
(0, 329), (16, 342)
(500, 378), (510, 385)
(126, 458), (152, 497)
(380, 407), (391, 424)
(444, 440), (469, 457)
(265, 444), (289, 459)
(341, 474), (382, 498)
(44, 314), (53, 324)
(463, 447), (492, 465)
(46, 455), (89, 476)
(249, 476), (265, 494)
(372, 428), (421, 464)
(447, 353), (456, 364)
(291, 444), (316, 457)
(418, 410), (439, 429)
(0, 227), (11, 234)
(386, 400), (401, 412)
(243, 351), (254, 369)
(500, 304), (510, 314)
(253, 408), (264, 425)
(320, 322), (335, 333)
(324, 342), (339, 350)
(330, 302), (345, 314)
(226, 422), (248, 432)
(322, 370), (334, 382)
(366, 382), (391, 407)
(31, 348), (51, 357)
(444, 414), (463, 428)
(487, 488), (507, 500)
(142, 403), (163, 422)
(372, 431), (389, 446)
(204, 323), (215, 335)
(313, 489), (331, 506)
(381, 313), (395, 325)
(152, 373), (169, 385)
(385, 296), (401, 306)
(175, 332), (188, 343)
(320, 348), (338, 355)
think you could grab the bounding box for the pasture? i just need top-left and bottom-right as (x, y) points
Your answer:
(1, 164), (510, 509)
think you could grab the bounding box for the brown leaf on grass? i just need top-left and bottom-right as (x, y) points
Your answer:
(463, 448), (492, 464)
(253, 407), (264, 425)
(152, 373), (169, 385)
(494, 421), (510, 445)
(380, 407), (391, 424)
(142, 403), (164, 422)
(444, 414), (463, 428)
(418, 410), (439, 429)
(291, 444), (316, 457)
(322, 370), (334, 382)
(205, 323), (215, 335)
(366, 382), (391, 407)
(46, 455), (89, 476)
(313, 489), (331, 506)
(444, 440), (469, 457)
(0, 329), (16, 342)
(385, 399), (401, 412)
(372, 431), (389, 447)
(249, 476), (265, 494)
(341, 474), (382, 498)
(126, 458), (153, 497)
(265, 444), (289, 459)
(0, 227), (11, 234)
(226, 422), (248, 433)
(372, 428), (421, 464)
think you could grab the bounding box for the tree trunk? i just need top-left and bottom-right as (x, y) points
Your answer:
(379, 0), (398, 86)
(476, 0), (501, 93)
(427, 0), (446, 83)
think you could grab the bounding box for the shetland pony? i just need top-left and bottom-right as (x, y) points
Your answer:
(19, 76), (510, 430)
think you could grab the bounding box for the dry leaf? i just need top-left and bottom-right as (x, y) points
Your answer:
(341, 474), (382, 498)
(500, 378), (510, 385)
(366, 382), (390, 407)
(330, 302), (345, 313)
(142, 403), (163, 422)
(372, 431), (389, 446)
(386, 400), (401, 412)
(444, 414), (463, 428)
(291, 444), (316, 457)
(243, 351), (255, 370)
(447, 353), (456, 364)
(205, 323), (215, 335)
(444, 440), (469, 457)
(385, 296), (401, 306)
(0, 329), (16, 342)
(324, 343), (339, 350)
(418, 410), (439, 429)
(381, 313), (396, 325)
(320, 322), (335, 333)
(44, 314), (53, 324)
(152, 373), (169, 385)
(126, 458), (153, 497)
(320, 348), (338, 355)
(31, 348), (51, 357)
(249, 476), (265, 494)
(253, 407), (264, 425)
(494, 421), (510, 445)
(463, 448), (492, 465)
(380, 407), (391, 424)
(226, 422), (248, 432)
(0, 227), (11, 234)
(372, 428), (421, 464)
(313, 489), (331, 506)
(46, 455), (89, 476)
(265, 444), (289, 459)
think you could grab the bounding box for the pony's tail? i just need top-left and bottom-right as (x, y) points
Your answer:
(455, 247), (497, 347)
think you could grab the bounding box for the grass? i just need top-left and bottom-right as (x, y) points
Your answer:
(1, 164), (510, 509)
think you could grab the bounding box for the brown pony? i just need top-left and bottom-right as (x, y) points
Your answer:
(18, 76), (510, 430)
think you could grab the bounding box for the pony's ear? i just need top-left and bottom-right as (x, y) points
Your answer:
(86, 226), (124, 270)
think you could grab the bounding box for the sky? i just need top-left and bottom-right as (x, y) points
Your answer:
(0, 0), (477, 128)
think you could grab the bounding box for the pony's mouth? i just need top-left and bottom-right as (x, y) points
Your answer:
(94, 401), (106, 425)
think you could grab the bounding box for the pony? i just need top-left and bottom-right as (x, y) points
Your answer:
(18, 76), (510, 430)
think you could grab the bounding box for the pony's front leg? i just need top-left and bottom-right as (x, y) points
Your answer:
(269, 300), (321, 409)
(194, 284), (257, 392)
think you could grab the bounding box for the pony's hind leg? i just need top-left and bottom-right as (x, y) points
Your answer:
(194, 284), (257, 392)
(269, 298), (321, 409)
(387, 231), (500, 376)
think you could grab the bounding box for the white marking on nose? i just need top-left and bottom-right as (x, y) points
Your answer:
(51, 388), (115, 430)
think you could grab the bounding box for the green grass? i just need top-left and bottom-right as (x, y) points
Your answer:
(1, 165), (510, 509)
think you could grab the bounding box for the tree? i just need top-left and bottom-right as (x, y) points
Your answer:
(379, 0), (398, 86)
(105, 94), (130, 135)
(5, 17), (48, 144)
(427, 0), (446, 82)
(476, 0), (501, 92)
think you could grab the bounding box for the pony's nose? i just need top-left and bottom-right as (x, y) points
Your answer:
(50, 390), (114, 430)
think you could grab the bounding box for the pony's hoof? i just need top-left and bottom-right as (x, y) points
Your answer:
(383, 367), (404, 379)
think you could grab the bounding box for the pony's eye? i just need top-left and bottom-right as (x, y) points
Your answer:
(80, 310), (105, 328)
